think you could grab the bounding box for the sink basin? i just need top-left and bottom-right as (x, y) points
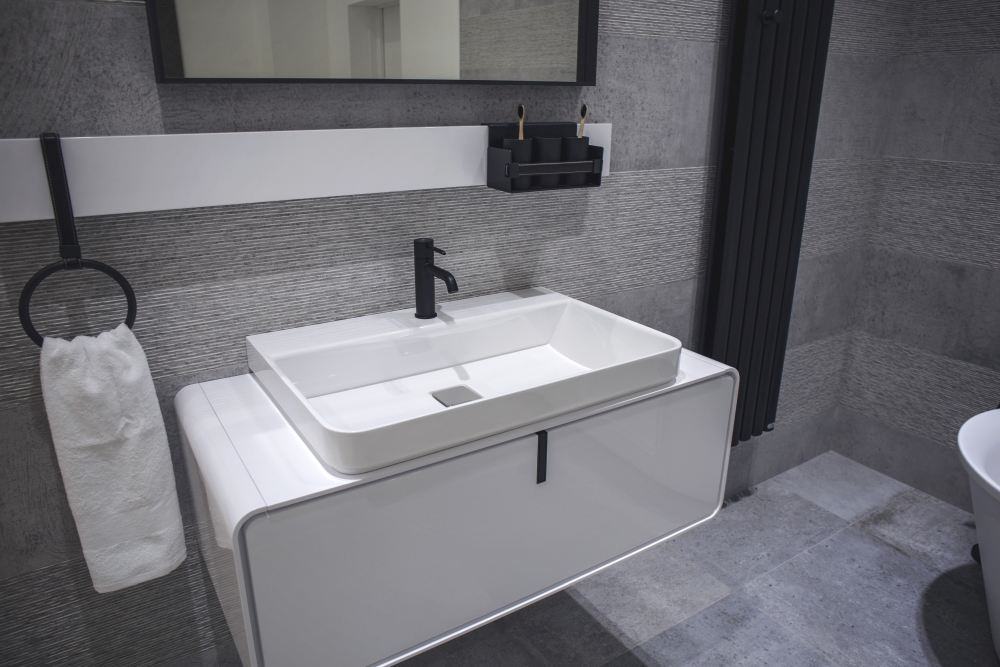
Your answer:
(247, 288), (682, 474)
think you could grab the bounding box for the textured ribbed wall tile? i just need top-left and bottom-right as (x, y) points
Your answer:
(827, 0), (911, 56)
(828, 0), (1000, 56)
(775, 333), (851, 426)
(0, 168), (713, 407)
(0, 525), (231, 667)
(600, 0), (729, 43)
(874, 158), (1000, 271)
(800, 159), (881, 257)
(904, 3), (1000, 56)
(0, 400), (80, 581)
(842, 332), (1000, 449)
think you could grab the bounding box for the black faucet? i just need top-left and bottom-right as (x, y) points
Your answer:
(414, 238), (459, 319)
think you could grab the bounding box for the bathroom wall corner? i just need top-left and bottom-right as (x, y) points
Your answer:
(831, 407), (973, 512)
(724, 407), (838, 500)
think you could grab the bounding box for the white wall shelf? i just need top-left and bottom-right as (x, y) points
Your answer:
(0, 124), (612, 224)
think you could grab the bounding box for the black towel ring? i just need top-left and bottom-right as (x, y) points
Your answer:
(19, 133), (137, 347)
(19, 259), (137, 347)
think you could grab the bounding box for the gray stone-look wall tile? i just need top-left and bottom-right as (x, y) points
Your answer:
(842, 331), (1000, 451)
(0, 168), (713, 407)
(583, 277), (701, 350)
(884, 54), (1000, 164)
(787, 249), (862, 348)
(157, 34), (722, 172)
(834, 408), (973, 511)
(813, 56), (897, 160)
(859, 247), (1000, 372)
(595, 36), (721, 171)
(0, 0), (163, 138)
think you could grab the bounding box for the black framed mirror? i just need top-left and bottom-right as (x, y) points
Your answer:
(146, 0), (599, 85)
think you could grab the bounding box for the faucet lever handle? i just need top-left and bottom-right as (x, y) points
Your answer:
(433, 246), (446, 256)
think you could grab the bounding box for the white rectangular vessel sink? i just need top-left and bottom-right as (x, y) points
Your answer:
(247, 288), (682, 474)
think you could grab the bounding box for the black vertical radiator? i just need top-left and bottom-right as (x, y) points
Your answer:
(702, 0), (835, 444)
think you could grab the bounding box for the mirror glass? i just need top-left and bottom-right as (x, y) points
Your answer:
(148, 0), (597, 83)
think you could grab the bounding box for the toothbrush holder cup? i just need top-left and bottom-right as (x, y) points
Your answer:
(532, 137), (563, 188)
(561, 136), (590, 186)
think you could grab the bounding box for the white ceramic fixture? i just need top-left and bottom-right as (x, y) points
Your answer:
(959, 408), (1000, 656)
(247, 289), (683, 474)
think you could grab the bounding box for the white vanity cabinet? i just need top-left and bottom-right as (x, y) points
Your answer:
(177, 350), (737, 667)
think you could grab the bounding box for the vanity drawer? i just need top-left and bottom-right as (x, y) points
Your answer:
(242, 374), (734, 667)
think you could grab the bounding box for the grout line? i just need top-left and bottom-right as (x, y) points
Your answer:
(732, 522), (861, 667)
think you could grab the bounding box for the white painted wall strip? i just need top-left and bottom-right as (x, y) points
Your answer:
(0, 124), (612, 224)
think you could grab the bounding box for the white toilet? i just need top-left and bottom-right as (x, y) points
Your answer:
(959, 408), (1000, 658)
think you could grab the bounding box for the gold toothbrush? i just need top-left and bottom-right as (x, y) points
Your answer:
(578, 104), (589, 138)
(518, 104), (525, 140)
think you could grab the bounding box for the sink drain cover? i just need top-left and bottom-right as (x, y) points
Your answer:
(432, 385), (482, 407)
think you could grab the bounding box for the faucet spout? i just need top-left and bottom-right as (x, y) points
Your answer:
(413, 238), (460, 319)
(424, 265), (459, 293)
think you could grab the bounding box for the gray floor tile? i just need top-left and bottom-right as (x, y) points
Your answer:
(771, 451), (911, 521)
(567, 541), (731, 647)
(602, 593), (836, 667)
(742, 525), (998, 667)
(505, 591), (633, 667)
(670, 480), (847, 588)
(399, 615), (544, 667)
(859, 488), (979, 572)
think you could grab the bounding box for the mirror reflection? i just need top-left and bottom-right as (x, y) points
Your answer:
(151, 0), (590, 82)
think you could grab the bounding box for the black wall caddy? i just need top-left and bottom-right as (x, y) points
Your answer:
(19, 133), (137, 346)
(486, 123), (604, 193)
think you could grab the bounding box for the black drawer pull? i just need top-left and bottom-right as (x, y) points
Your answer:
(537, 431), (548, 484)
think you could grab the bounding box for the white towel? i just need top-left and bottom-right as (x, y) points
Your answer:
(40, 323), (186, 593)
